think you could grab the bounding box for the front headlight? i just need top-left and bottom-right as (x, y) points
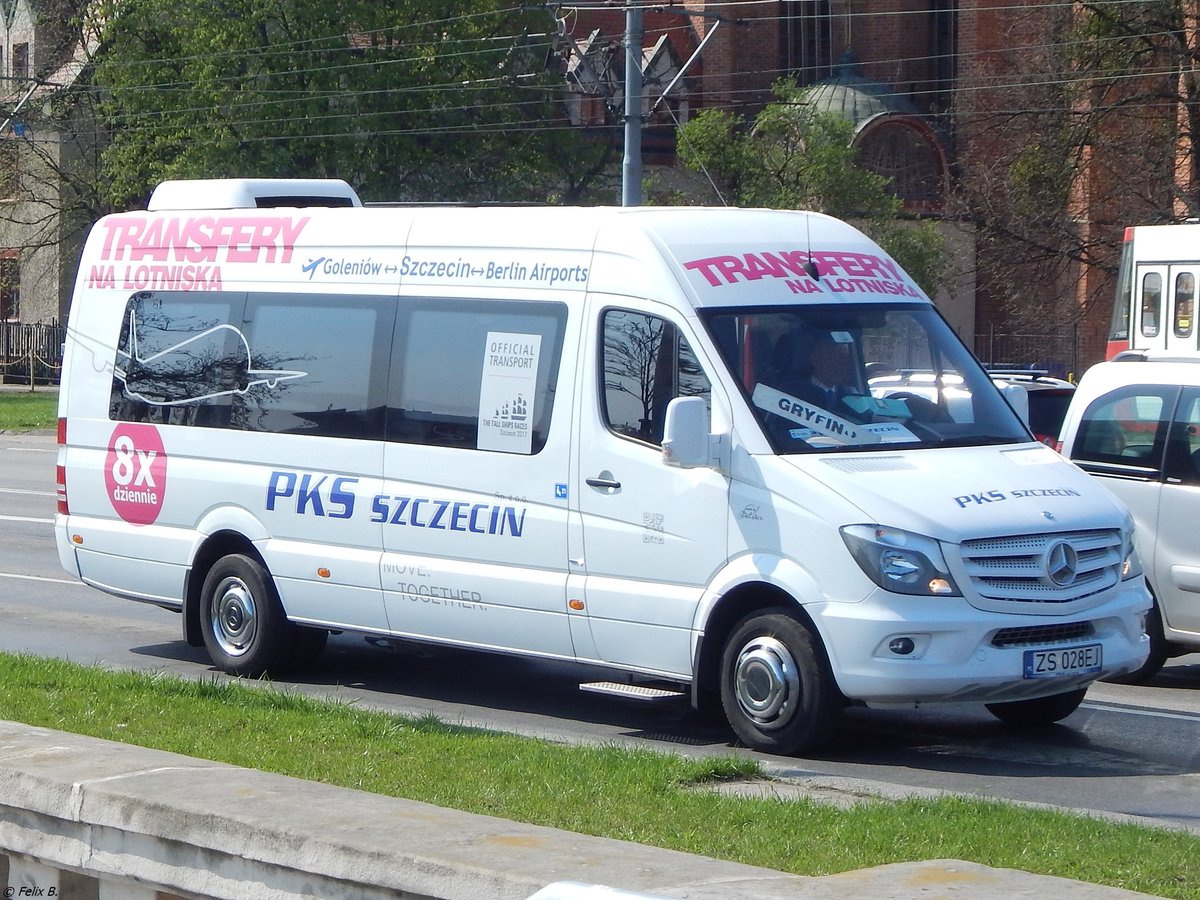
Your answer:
(1121, 520), (1143, 581)
(841, 524), (961, 596)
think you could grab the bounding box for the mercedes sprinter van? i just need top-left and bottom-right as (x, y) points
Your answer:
(55, 178), (1151, 754)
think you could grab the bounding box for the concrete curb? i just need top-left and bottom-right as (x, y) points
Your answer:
(0, 720), (1165, 899)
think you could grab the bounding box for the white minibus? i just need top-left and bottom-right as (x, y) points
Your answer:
(55, 178), (1151, 754)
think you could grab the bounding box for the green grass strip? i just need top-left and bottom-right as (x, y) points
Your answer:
(0, 390), (57, 430)
(0, 653), (1194, 897)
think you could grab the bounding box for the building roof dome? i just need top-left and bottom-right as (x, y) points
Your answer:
(797, 50), (948, 212)
(804, 50), (924, 125)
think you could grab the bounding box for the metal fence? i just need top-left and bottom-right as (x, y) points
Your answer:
(1, 321), (66, 386)
(973, 325), (1080, 381)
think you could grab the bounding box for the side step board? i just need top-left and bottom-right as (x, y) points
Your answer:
(579, 681), (688, 703)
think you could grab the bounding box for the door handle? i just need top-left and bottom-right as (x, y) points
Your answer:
(586, 476), (621, 490)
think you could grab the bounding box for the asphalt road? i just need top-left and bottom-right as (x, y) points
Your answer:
(3, 429), (1199, 835)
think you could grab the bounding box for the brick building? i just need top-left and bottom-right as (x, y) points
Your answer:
(564, 1), (1156, 375)
(0, 2), (1178, 380)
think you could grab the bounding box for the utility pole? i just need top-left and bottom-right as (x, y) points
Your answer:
(621, 3), (643, 207)
(552, 1), (733, 206)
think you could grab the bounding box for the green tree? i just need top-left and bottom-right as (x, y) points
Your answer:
(89, 0), (610, 207)
(672, 81), (946, 296)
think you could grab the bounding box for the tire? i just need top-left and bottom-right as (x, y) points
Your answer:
(719, 608), (842, 755)
(1102, 600), (1168, 685)
(199, 553), (294, 677)
(985, 687), (1086, 727)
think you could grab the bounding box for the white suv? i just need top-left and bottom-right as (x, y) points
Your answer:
(1058, 352), (1200, 680)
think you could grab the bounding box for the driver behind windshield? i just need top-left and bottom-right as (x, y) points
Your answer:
(769, 330), (866, 415)
(702, 305), (1031, 453)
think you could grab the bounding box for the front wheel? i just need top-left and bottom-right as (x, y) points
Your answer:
(985, 687), (1086, 727)
(200, 553), (294, 677)
(719, 608), (842, 755)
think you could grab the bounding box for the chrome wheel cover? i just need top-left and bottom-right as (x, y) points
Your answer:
(210, 575), (258, 658)
(732, 635), (800, 730)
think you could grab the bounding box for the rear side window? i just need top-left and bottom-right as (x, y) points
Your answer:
(110, 291), (392, 438)
(387, 297), (567, 454)
(109, 291), (568, 452)
(240, 295), (391, 437)
(1070, 384), (1176, 467)
(110, 292), (241, 427)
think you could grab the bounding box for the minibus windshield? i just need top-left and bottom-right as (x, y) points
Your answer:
(702, 303), (1030, 453)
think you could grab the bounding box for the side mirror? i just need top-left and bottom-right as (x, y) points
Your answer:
(662, 396), (719, 469)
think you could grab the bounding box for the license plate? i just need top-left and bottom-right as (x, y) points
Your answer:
(1023, 643), (1102, 679)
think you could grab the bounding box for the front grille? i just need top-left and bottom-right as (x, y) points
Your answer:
(991, 621), (1095, 648)
(960, 529), (1122, 605)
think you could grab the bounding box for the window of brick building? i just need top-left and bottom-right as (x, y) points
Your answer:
(11, 43), (28, 80)
(782, 0), (835, 85)
(857, 121), (946, 209)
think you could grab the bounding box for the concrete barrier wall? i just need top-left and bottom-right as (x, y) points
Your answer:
(0, 720), (1159, 900)
(0, 720), (820, 900)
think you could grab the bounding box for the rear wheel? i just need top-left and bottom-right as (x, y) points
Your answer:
(719, 608), (842, 755)
(985, 688), (1086, 726)
(200, 553), (293, 677)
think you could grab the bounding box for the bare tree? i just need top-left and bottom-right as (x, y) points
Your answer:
(955, 2), (1194, 367)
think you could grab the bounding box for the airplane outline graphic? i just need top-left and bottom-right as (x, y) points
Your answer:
(114, 307), (308, 407)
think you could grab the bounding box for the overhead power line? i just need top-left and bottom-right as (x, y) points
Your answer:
(8, 1), (1199, 161)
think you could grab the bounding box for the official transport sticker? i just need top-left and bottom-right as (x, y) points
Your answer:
(104, 423), (167, 525)
(478, 331), (541, 454)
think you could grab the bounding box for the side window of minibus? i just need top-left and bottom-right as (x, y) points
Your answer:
(600, 309), (710, 446)
(109, 291), (238, 428)
(388, 298), (568, 453)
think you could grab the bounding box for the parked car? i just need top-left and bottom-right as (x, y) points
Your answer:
(987, 369), (1076, 446)
(863, 367), (1072, 445)
(1058, 352), (1200, 681)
